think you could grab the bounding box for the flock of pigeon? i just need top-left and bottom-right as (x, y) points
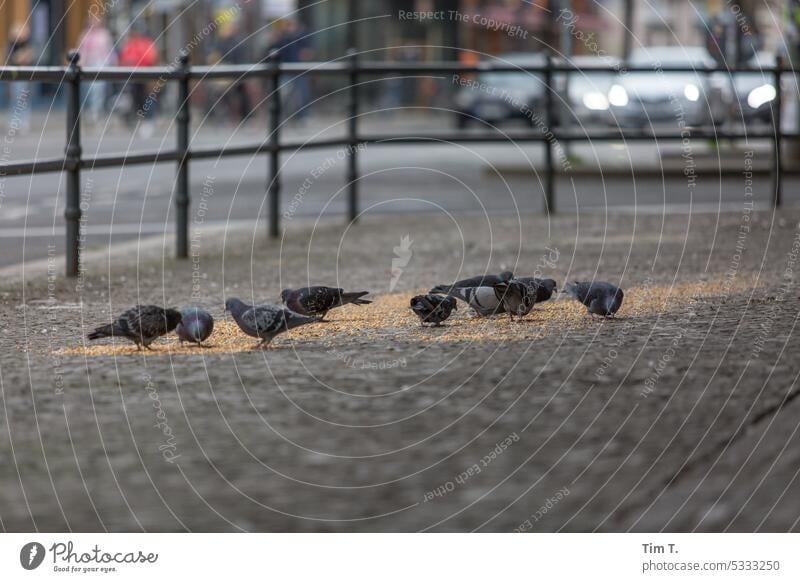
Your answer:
(86, 273), (624, 351)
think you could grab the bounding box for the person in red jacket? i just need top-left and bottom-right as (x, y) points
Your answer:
(118, 25), (157, 130)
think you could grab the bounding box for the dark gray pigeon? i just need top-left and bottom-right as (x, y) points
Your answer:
(226, 297), (324, 349)
(280, 286), (371, 320)
(410, 294), (458, 326)
(516, 277), (558, 303)
(564, 281), (624, 317)
(87, 305), (182, 350)
(430, 271), (513, 294)
(176, 307), (214, 346)
(445, 280), (531, 319)
(495, 280), (536, 319)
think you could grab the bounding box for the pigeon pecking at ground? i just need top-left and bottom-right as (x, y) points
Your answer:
(429, 271), (513, 294)
(280, 286), (371, 320)
(564, 281), (624, 317)
(87, 305), (182, 350)
(442, 280), (531, 319)
(495, 280), (536, 320)
(410, 294), (458, 326)
(176, 307), (215, 346)
(226, 297), (325, 349)
(515, 277), (558, 303)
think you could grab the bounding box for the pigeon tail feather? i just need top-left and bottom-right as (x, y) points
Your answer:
(340, 291), (371, 305)
(87, 324), (115, 340)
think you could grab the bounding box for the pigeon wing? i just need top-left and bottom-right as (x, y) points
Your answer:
(304, 287), (339, 312)
(243, 305), (283, 336)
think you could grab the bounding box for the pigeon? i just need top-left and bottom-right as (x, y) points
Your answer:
(87, 305), (182, 350)
(445, 280), (531, 319)
(430, 271), (513, 294)
(564, 281), (624, 317)
(495, 280), (536, 320)
(410, 294), (458, 326)
(280, 286), (371, 320)
(225, 297), (324, 349)
(176, 307), (214, 346)
(516, 277), (558, 303)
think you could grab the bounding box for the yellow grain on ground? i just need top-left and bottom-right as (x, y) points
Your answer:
(58, 277), (756, 356)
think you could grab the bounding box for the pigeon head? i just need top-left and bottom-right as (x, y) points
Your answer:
(607, 288), (624, 314)
(279, 289), (291, 303)
(563, 281), (579, 298)
(535, 278), (558, 302)
(224, 297), (248, 314)
(499, 271), (514, 282)
(165, 308), (183, 331)
(540, 279), (557, 294)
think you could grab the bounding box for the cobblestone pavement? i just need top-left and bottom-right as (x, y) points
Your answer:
(1, 208), (799, 532)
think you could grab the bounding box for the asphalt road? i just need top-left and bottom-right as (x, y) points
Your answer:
(2, 114), (797, 270)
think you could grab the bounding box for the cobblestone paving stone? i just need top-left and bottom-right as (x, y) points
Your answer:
(1, 209), (799, 531)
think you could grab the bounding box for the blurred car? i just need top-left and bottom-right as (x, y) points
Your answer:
(731, 52), (778, 124)
(557, 55), (621, 127)
(609, 46), (727, 128)
(453, 53), (546, 128)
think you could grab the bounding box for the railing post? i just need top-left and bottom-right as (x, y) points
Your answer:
(772, 55), (783, 208)
(347, 48), (359, 223)
(175, 52), (191, 258)
(65, 50), (82, 278)
(267, 50), (281, 238)
(543, 54), (555, 215)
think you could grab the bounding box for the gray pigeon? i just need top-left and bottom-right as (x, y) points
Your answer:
(280, 286), (371, 320)
(564, 281), (624, 317)
(516, 277), (558, 303)
(410, 294), (458, 326)
(444, 280), (531, 319)
(495, 280), (536, 319)
(88, 305), (182, 350)
(225, 297), (324, 349)
(176, 307), (214, 346)
(430, 271), (513, 294)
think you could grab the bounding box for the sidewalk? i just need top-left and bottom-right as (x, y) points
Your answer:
(1, 209), (799, 531)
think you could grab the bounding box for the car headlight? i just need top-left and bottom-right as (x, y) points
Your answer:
(608, 84), (628, 107)
(684, 83), (700, 102)
(747, 84), (776, 109)
(582, 91), (609, 111)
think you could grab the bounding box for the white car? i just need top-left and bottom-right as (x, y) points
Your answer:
(609, 46), (727, 128)
(731, 52), (779, 124)
(557, 55), (622, 127)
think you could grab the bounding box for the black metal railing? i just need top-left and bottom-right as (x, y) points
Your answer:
(0, 51), (794, 277)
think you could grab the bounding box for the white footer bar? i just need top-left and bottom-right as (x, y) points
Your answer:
(1, 533), (797, 581)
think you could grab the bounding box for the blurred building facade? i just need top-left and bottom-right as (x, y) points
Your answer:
(0, 0), (789, 67)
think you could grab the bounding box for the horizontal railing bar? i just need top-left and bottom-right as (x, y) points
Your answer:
(3, 62), (800, 84)
(2, 130), (799, 177)
(0, 158), (69, 175)
(0, 67), (73, 81)
(81, 150), (181, 168)
(353, 62), (800, 74)
(189, 137), (352, 160)
(81, 66), (182, 80)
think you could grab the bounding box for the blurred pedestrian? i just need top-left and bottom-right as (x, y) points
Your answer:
(6, 22), (34, 133)
(266, 18), (314, 123)
(119, 24), (157, 135)
(77, 12), (116, 124)
(211, 19), (251, 122)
